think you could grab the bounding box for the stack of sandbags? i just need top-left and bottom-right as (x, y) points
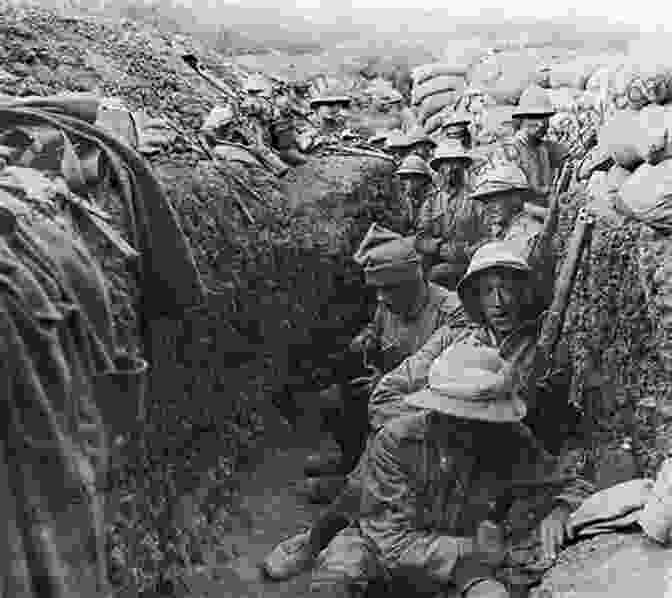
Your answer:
(586, 162), (632, 214)
(599, 105), (672, 171)
(547, 87), (583, 112)
(411, 63), (467, 127)
(548, 55), (617, 91)
(619, 159), (672, 233)
(473, 105), (516, 144)
(467, 50), (543, 106)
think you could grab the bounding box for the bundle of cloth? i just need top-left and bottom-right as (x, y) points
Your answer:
(0, 94), (206, 319)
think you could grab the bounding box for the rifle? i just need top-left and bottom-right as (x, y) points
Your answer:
(525, 208), (595, 411)
(181, 54), (241, 104)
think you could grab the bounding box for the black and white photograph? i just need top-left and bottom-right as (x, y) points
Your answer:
(0, 1), (671, 596)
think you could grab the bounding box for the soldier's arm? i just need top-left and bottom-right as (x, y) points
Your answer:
(359, 422), (476, 588)
(368, 326), (462, 431)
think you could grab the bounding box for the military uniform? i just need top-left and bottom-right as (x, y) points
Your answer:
(310, 245), (590, 598)
(331, 281), (466, 473)
(416, 141), (489, 291)
(496, 85), (569, 204)
(496, 133), (568, 203)
(416, 185), (488, 286)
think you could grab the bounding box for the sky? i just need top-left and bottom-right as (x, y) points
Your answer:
(221, 0), (670, 33)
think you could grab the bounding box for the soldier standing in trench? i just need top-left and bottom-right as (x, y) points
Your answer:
(415, 139), (488, 291)
(395, 155), (436, 235)
(494, 85), (569, 208)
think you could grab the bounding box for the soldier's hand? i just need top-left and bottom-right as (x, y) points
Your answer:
(438, 242), (459, 262)
(415, 237), (442, 256)
(350, 330), (377, 354)
(474, 520), (507, 567)
(539, 504), (571, 561)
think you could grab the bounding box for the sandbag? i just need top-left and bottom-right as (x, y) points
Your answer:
(578, 145), (613, 181)
(423, 109), (450, 135)
(483, 79), (528, 106)
(419, 91), (459, 124)
(547, 87), (582, 112)
(611, 54), (672, 110)
(620, 160), (672, 233)
(549, 57), (602, 90)
(474, 105), (516, 143)
(599, 110), (645, 170)
(412, 61), (470, 85)
(412, 75), (465, 106)
(634, 104), (672, 165)
(469, 56), (501, 86)
(606, 163), (631, 191)
(471, 54), (540, 106)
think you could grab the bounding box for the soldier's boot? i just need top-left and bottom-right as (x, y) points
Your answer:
(262, 531), (314, 580)
(462, 580), (510, 598)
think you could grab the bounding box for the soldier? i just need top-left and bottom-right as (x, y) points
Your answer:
(384, 130), (414, 163)
(415, 140), (487, 291)
(378, 89), (416, 132)
(496, 85), (569, 206)
(403, 125), (437, 162)
(302, 224), (464, 486)
(265, 243), (586, 587)
(439, 112), (473, 149)
(310, 91), (352, 138)
(395, 155), (436, 234)
(468, 162), (557, 310)
(240, 74), (278, 148)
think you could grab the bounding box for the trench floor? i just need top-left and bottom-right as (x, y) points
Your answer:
(212, 394), (333, 598)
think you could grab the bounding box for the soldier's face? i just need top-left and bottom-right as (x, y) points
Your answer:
(477, 268), (524, 335)
(520, 117), (549, 141)
(483, 193), (525, 238)
(412, 143), (434, 162)
(437, 160), (464, 186)
(401, 175), (427, 197)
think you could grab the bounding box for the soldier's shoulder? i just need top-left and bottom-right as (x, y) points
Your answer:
(429, 284), (462, 311)
(381, 411), (431, 445)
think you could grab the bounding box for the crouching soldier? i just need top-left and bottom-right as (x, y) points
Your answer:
(305, 224), (466, 486)
(369, 240), (578, 453)
(309, 343), (593, 598)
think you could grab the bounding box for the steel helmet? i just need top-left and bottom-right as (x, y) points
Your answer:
(406, 125), (437, 148)
(513, 85), (556, 119)
(245, 74), (268, 93)
(456, 241), (532, 325)
(469, 162), (532, 202)
(429, 139), (473, 171)
(396, 154), (433, 179)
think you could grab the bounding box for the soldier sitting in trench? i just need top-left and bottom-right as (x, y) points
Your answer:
(302, 223), (466, 494)
(264, 242), (582, 584)
(394, 155), (436, 235)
